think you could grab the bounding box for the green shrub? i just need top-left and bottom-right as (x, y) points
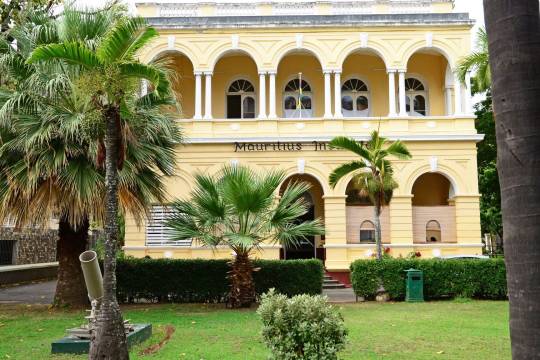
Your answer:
(257, 289), (348, 360)
(350, 258), (507, 301)
(114, 258), (323, 303)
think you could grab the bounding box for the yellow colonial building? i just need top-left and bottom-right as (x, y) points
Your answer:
(125, 0), (484, 273)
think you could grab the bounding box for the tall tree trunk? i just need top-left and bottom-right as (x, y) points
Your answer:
(373, 200), (383, 261)
(483, 1), (540, 358)
(53, 215), (89, 308)
(228, 251), (255, 308)
(89, 106), (129, 359)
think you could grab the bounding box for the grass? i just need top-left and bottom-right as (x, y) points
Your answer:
(0, 301), (510, 359)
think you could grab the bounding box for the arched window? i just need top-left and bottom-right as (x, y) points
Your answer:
(405, 77), (427, 116)
(283, 78), (312, 118)
(426, 220), (441, 242)
(341, 78), (369, 117)
(227, 79), (256, 119)
(360, 220), (376, 243)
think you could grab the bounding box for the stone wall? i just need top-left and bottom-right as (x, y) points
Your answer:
(0, 227), (57, 265)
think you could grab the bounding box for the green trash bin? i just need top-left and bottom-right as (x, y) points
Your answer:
(405, 268), (424, 302)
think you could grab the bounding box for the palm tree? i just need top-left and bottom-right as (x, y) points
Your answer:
(166, 165), (325, 308)
(457, 27), (490, 93)
(483, 0), (540, 357)
(24, 9), (176, 358)
(0, 3), (121, 307)
(328, 131), (411, 260)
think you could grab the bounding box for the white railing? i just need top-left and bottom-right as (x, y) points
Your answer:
(331, 1), (374, 15)
(148, 0), (447, 18)
(272, 2), (316, 15)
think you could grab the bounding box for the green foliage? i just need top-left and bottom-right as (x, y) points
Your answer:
(253, 259), (323, 296)
(350, 258), (507, 300)
(257, 289), (348, 360)
(114, 258), (324, 303)
(167, 165), (325, 255)
(457, 27), (491, 93)
(474, 94), (502, 239)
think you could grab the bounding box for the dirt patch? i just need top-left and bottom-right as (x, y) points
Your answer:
(140, 324), (175, 355)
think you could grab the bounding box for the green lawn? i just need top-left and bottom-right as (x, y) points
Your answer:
(0, 301), (510, 360)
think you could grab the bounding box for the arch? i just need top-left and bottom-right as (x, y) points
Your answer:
(280, 171), (328, 196)
(402, 42), (456, 70)
(406, 165), (462, 196)
(277, 164), (331, 196)
(412, 173), (452, 206)
(207, 47), (262, 72)
(282, 76), (314, 117)
(341, 75), (371, 117)
(359, 220), (376, 243)
(404, 75), (429, 116)
(142, 43), (198, 68)
(147, 50), (195, 119)
(426, 220), (442, 242)
(337, 44), (390, 70)
(273, 43), (325, 70)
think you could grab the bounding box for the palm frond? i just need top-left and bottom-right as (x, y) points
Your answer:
(329, 136), (370, 159)
(27, 42), (102, 69)
(97, 17), (157, 63)
(329, 161), (366, 188)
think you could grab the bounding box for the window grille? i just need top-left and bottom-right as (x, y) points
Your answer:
(145, 206), (191, 247)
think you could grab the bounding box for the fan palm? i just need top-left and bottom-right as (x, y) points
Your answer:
(329, 131), (411, 261)
(21, 7), (177, 358)
(166, 165), (325, 308)
(457, 27), (490, 93)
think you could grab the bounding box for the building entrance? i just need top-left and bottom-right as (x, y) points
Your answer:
(279, 174), (325, 261)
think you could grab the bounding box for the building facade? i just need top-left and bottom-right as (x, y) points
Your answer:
(125, 0), (484, 272)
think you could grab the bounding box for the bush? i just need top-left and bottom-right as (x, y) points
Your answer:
(114, 258), (323, 303)
(257, 289), (348, 360)
(350, 258), (507, 301)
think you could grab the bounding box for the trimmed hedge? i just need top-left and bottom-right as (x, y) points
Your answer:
(350, 258), (507, 300)
(115, 258), (323, 303)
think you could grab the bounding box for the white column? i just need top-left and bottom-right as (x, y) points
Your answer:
(398, 69), (407, 116)
(194, 71), (202, 119)
(203, 72), (212, 119)
(454, 74), (462, 115)
(464, 71), (473, 114)
(323, 70), (332, 118)
(258, 71), (267, 119)
(268, 71), (277, 119)
(387, 69), (397, 117)
(333, 70), (342, 118)
(445, 87), (453, 115)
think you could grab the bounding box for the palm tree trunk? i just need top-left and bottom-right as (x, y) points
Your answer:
(228, 251), (255, 308)
(483, 1), (540, 357)
(53, 215), (89, 308)
(373, 200), (383, 261)
(89, 105), (129, 359)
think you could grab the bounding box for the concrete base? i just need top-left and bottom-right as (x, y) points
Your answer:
(51, 324), (152, 354)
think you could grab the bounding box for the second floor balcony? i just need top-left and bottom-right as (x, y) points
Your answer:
(148, 47), (475, 138)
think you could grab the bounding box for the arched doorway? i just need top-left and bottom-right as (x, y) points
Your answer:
(277, 49), (323, 118)
(279, 174), (325, 261)
(405, 50), (452, 116)
(213, 50), (259, 119)
(411, 172), (456, 243)
(153, 51), (195, 119)
(341, 49), (388, 117)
